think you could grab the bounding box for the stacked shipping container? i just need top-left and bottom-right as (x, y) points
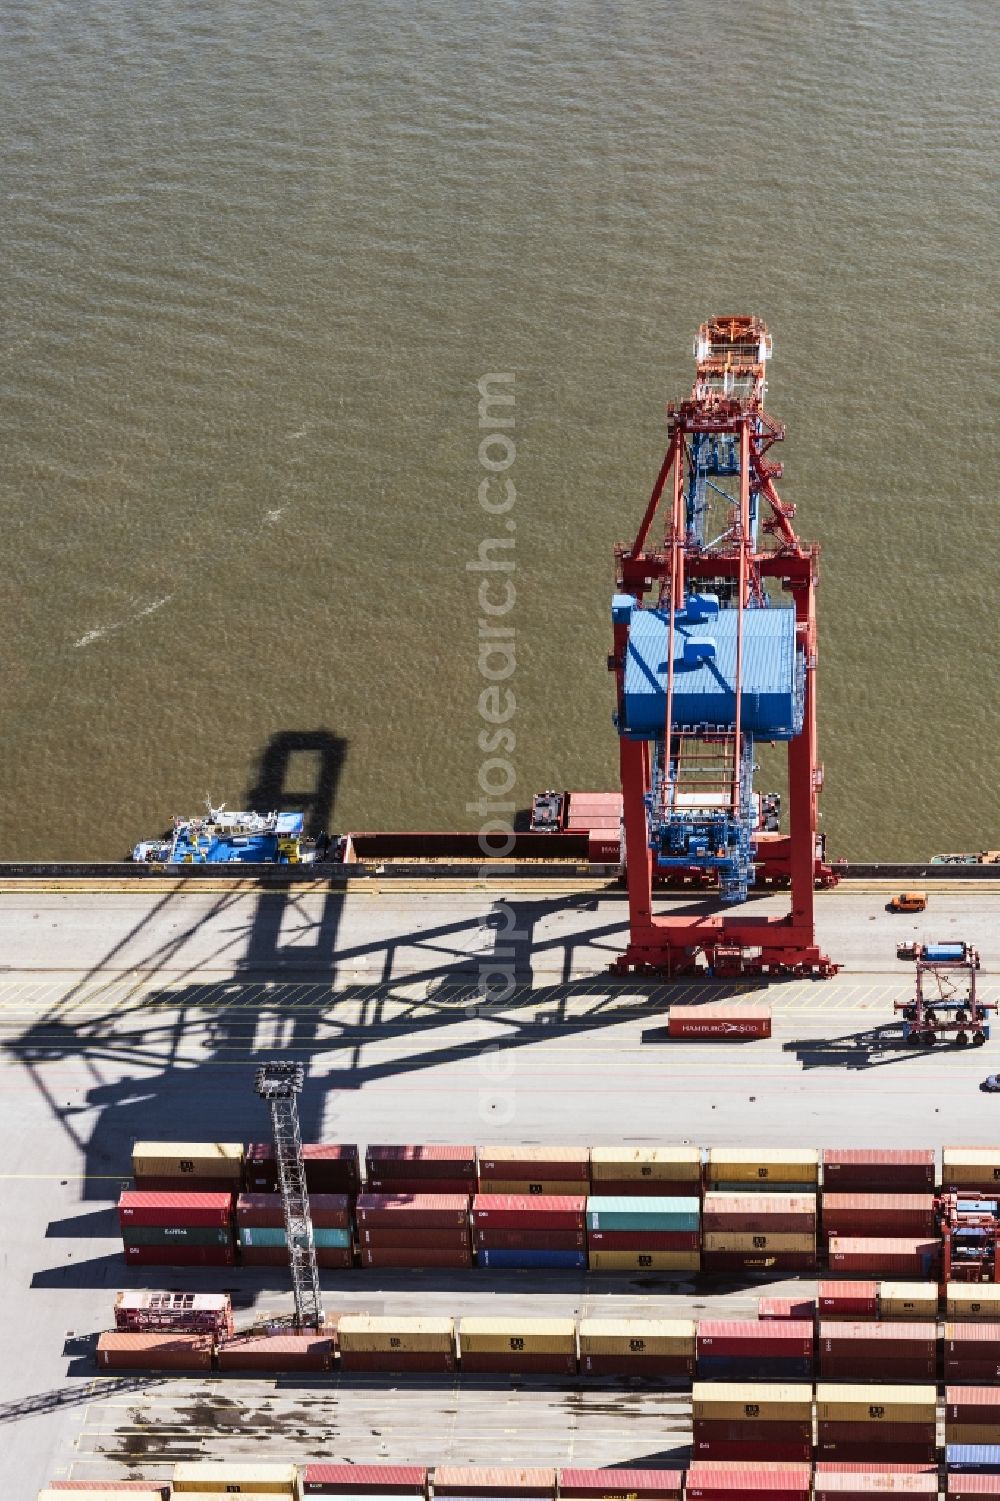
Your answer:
(458, 1317), (577, 1374)
(685, 1467), (812, 1501)
(815, 1382), (938, 1463)
(433, 1470), (556, 1501)
(244, 1142), (361, 1195)
(946, 1386), (1000, 1446)
(588, 1145), (701, 1198)
(586, 1195), (701, 1272)
(557, 1469), (683, 1498)
(817, 1322), (938, 1381)
(337, 1314), (456, 1372)
(236, 1192), (354, 1269)
(691, 1380), (814, 1462)
(118, 1190), (235, 1267)
(945, 1324), (1000, 1381)
(356, 1192), (472, 1268)
(477, 1146), (590, 1197)
(702, 1190), (817, 1272)
(300, 1464), (428, 1497)
(577, 1318), (695, 1378)
(472, 1193), (587, 1269)
(696, 1320), (814, 1380)
(171, 1460), (297, 1491)
(131, 1141), (243, 1194)
(366, 1144), (477, 1197)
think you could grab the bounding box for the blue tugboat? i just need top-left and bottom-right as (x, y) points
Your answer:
(131, 801), (319, 864)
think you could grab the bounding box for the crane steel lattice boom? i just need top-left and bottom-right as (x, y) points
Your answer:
(609, 316), (838, 977)
(254, 1061), (324, 1330)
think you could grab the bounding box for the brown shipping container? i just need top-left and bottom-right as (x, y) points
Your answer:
(944, 1323), (1000, 1379)
(587, 1178), (699, 1198)
(819, 1282), (879, 1318)
(557, 1467), (683, 1498)
(588, 1250), (700, 1272)
(461, 1350), (576, 1374)
(360, 1246), (471, 1268)
(477, 1179), (593, 1197)
(240, 1246), (292, 1267)
(132, 1175), (239, 1194)
(355, 1193), (469, 1227)
(818, 1422), (936, 1444)
(118, 1190), (233, 1228)
(819, 1355), (937, 1381)
(433, 1467), (556, 1497)
(589, 1146), (701, 1183)
(702, 1193), (816, 1233)
(821, 1196), (936, 1236)
(339, 1349), (456, 1372)
(474, 1228), (586, 1251)
(692, 1419), (813, 1442)
(316, 1247), (354, 1269)
(690, 1438), (813, 1463)
(478, 1147), (589, 1180)
(667, 1003), (772, 1039)
(367, 1177), (479, 1196)
(827, 1239), (940, 1276)
(96, 1332), (213, 1371)
(217, 1334), (332, 1371)
(358, 1227), (469, 1249)
(131, 1141), (242, 1178)
(821, 1150), (936, 1191)
(701, 1251), (817, 1272)
(123, 1244), (235, 1266)
(472, 1194), (586, 1229)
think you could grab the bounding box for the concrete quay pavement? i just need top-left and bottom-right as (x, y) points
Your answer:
(1, 877), (997, 1493)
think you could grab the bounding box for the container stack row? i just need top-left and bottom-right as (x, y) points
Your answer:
(472, 1192), (587, 1269)
(34, 1455), (1000, 1496)
(355, 1192), (473, 1269)
(237, 1192), (354, 1269)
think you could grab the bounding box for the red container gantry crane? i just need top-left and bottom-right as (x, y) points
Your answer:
(609, 316), (839, 978)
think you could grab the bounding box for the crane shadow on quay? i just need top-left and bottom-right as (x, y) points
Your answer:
(781, 1020), (925, 1070)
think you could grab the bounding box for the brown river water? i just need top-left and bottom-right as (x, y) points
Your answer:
(2, 0), (997, 859)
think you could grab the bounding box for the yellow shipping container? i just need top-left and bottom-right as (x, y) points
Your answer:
(477, 1178), (588, 1196)
(336, 1315), (455, 1353)
(692, 1381), (813, 1422)
(479, 1145), (589, 1166)
(589, 1146), (701, 1181)
(172, 1459), (297, 1492)
(942, 1147), (1000, 1185)
(459, 1316), (577, 1354)
(946, 1282), (1000, 1319)
(578, 1318), (696, 1356)
(878, 1282), (939, 1319)
(702, 1231), (815, 1253)
(587, 1251), (701, 1272)
(132, 1141), (243, 1179)
(814, 1383), (936, 1423)
(706, 1147), (819, 1183)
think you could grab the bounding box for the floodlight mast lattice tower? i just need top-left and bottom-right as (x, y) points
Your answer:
(254, 1061), (324, 1330)
(609, 316), (838, 978)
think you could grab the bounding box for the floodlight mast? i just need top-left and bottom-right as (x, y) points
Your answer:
(253, 1061), (324, 1330)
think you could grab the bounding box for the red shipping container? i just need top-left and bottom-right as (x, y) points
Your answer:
(338, 1349), (455, 1372)
(472, 1195), (586, 1230)
(244, 1142), (361, 1193)
(759, 1299), (816, 1321)
(827, 1239), (941, 1276)
(316, 1248), (354, 1269)
(822, 1195), (936, 1236)
(817, 1446), (936, 1465)
(460, 1351), (576, 1374)
(474, 1228), (586, 1251)
(237, 1192), (351, 1229)
(131, 1175), (237, 1194)
(690, 1439), (812, 1463)
(433, 1468), (556, 1497)
(217, 1334), (333, 1371)
(117, 1190), (233, 1228)
(815, 1465), (938, 1473)
(366, 1176), (479, 1196)
(697, 1320), (814, 1358)
(478, 1152), (589, 1182)
(947, 1481), (1000, 1498)
(814, 1477), (937, 1497)
(240, 1245), (290, 1266)
(700, 1251), (817, 1272)
(667, 1004), (771, 1039)
(123, 1244), (234, 1266)
(579, 1353), (693, 1377)
(558, 1468), (683, 1498)
(301, 1464), (427, 1495)
(356, 1193), (469, 1227)
(45, 1486), (169, 1494)
(587, 1230), (700, 1251)
(820, 1355), (937, 1380)
(366, 1144), (476, 1174)
(687, 1480), (809, 1501)
(96, 1332), (213, 1370)
(358, 1227), (470, 1249)
(946, 1386), (1000, 1422)
(819, 1281), (880, 1317)
(822, 1150), (936, 1191)
(360, 1246), (471, 1268)
(819, 1321), (937, 1352)
(703, 1194), (817, 1233)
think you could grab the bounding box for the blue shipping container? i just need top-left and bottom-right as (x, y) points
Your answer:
(696, 1355), (813, 1380)
(476, 1249), (587, 1269)
(945, 1444), (1000, 1472)
(586, 1196), (700, 1232)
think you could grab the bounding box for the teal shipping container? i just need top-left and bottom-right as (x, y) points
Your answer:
(239, 1226), (352, 1249)
(586, 1196), (701, 1232)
